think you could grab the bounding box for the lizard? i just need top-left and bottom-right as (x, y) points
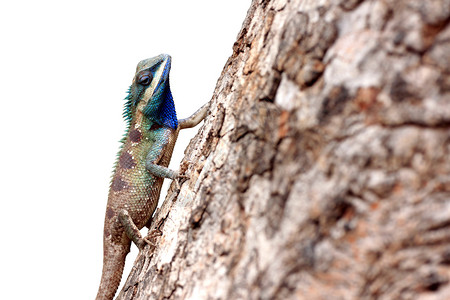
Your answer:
(96, 54), (209, 300)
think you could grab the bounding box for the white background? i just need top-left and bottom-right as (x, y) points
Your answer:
(0, 1), (250, 299)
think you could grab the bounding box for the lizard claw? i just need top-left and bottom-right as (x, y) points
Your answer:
(136, 237), (150, 250)
(143, 237), (154, 247)
(171, 170), (188, 180)
(137, 236), (157, 250)
(175, 174), (189, 190)
(139, 229), (163, 249)
(177, 174), (189, 180)
(172, 170), (189, 189)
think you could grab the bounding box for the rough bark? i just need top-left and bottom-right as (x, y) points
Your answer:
(117, 0), (450, 299)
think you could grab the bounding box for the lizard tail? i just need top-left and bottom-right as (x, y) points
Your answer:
(96, 242), (130, 300)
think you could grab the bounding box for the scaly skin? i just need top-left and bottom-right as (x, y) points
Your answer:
(96, 54), (209, 300)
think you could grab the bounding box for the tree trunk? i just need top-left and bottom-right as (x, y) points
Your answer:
(117, 0), (450, 299)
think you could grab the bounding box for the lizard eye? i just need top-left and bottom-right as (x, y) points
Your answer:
(137, 71), (152, 86)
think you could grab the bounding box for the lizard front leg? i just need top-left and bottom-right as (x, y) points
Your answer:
(145, 126), (181, 179)
(179, 102), (210, 129)
(145, 103), (210, 180)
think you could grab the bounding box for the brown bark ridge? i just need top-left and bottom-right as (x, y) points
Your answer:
(116, 0), (450, 299)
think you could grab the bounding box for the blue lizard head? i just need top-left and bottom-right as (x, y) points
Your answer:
(123, 54), (178, 130)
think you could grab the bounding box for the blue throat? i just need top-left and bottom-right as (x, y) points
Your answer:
(147, 83), (178, 129)
(123, 84), (178, 130)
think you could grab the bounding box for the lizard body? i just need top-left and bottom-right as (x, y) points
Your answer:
(96, 54), (209, 300)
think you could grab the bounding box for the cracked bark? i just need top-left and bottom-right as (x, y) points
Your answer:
(116, 0), (450, 299)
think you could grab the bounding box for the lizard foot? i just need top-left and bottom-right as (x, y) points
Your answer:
(173, 171), (189, 190)
(138, 229), (162, 249)
(136, 237), (151, 250)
